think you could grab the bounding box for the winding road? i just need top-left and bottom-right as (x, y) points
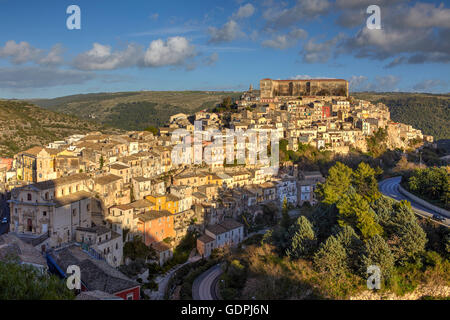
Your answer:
(378, 176), (449, 228)
(192, 264), (223, 300)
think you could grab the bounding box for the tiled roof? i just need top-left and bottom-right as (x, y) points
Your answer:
(52, 246), (138, 294)
(33, 173), (90, 190)
(54, 191), (92, 208)
(94, 174), (122, 185)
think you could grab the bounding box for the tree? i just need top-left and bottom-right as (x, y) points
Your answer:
(392, 221), (427, 264)
(286, 216), (316, 259)
(123, 236), (156, 261)
(144, 126), (159, 136)
(316, 162), (353, 205)
(313, 235), (348, 277)
(352, 162), (381, 203)
(361, 235), (395, 282)
(280, 198), (291, 231)
(99, 155), (104, 170)
(366, 128), (388, 158)
(335, 225), (364, 271)
(0, 261), (74, 300)
(336, 190), (383, 239)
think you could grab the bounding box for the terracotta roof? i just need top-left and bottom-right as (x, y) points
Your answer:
(137, 210), (172, 222)
(54, 191), (92, 207)
(94, 174), (122, 185)
(33, 173), (90, 190)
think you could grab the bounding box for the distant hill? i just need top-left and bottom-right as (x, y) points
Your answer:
(0, 100), (119, 157)
(29, 91), (243, 131)
(351, 92), (450, 141)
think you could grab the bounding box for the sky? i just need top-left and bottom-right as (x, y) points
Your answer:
(0, 0), (449, 98)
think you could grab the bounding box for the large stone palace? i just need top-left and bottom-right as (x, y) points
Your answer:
(260, 78), (349, 99)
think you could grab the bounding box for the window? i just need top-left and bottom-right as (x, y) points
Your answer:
(72, 209), (77, 217)
(43, 211), (47, 217)
(27, 193), (32, 201)
(45, 192), (49, 200)
(87, 204), (90, 211)
(126, 293), (134, 300)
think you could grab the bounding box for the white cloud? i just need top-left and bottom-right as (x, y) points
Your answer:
(301, 34), (344, 63)
(203, 52), (219, 66)
(292, 75), (335, 80)
(233, 4), (255, 19)
(412, 79), (448, 92)
(38, 44), (65, 66)
(208, 20), (245, 43)
(143, 36), (196, 67)
(73, 43), (143, 70)
(263, 0), (331, 29)
(149, 13), (159, 21)
(262, 28), (307, 49)
(349, 75), (401, 92)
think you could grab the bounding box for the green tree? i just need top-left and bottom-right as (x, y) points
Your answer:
(335, 225), (364, 271)
(281, 197), (291, 231)
(144, 126), (159, 136)
(352, 162), (381, 203)
(336, 190), (383, 239)
(361, 235), (395, 282)
(123, 236), (156, 261)
(0, 261), (75, 300)
(286, 216), (316, 259)
(316, 162), (353, 205)
(366, 128), (388, 157)
(393, 221), (427, 264)
(99, 155), (104, 170)
(313, 235), (348, 277)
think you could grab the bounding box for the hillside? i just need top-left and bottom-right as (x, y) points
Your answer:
(30, 91), (243, 131)
(352, 92), (450, 141)
(0, 100), (120, 157)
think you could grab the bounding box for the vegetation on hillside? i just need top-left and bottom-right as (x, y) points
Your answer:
(352, 92), (450, 141)
(31, 91), (242, 131)
(405, 167), (449, 210)
(0, 100), (117, 157)
(0, 261), (75, 300)
(219, 162), (450, 299)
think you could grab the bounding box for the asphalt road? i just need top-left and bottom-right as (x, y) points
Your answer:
(192, 264), (223, 300)
(378, 176), (449, 228)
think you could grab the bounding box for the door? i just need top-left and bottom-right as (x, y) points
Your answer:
(27, 219), (32, 232)
(42, 224), (48, 233)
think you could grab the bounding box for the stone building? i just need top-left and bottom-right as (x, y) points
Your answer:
(260, 78), (349, 99)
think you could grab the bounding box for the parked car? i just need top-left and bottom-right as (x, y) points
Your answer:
(432, 214), (445, 222)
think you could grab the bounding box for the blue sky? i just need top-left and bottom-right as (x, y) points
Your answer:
(0, 0), (449, 98)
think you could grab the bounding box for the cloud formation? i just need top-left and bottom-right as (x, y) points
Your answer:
(339, 2), (450, 67)
(301, 34), (345, 63)
(0, 40), (64, 66)
(208, 20), (245, 43)
(233, 4), (255, 19)
(262, 28), (308, 49)
(263, 0), (331, 30)
(73, 43), (142, 70)
(143, 36), (196, 67)
(349, 75), (401, 92)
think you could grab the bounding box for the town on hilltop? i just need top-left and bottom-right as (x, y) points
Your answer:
(0, 78), (435, 300)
